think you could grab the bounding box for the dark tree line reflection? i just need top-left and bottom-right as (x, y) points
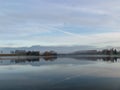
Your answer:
(12, 56), (58, 64)
(0, 56), (57, 66)
(71, 56), (119, 63)
(102, 57), (118, 62)
(0, 56), (119, 66)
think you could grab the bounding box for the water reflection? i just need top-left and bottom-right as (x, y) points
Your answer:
(43, 56), (57, 61)
(0, 56), (120, 90)
(0, 56), (58, 66)
(71, 56), (119, 63)
(102, 57), (118, 62)
(0, 56), (120, 66)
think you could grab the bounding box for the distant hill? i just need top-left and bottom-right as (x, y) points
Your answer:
(0, 45), (97, 54)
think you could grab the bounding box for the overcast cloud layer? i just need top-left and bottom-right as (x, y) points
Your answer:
(0, 0), (120, 47)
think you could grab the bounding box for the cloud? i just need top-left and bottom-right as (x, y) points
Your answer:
(0, 0), (120, 47)
(1, 0), (120, 28)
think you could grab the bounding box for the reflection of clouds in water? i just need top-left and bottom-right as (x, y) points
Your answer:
(0, 56), (119, 68)
(0, 58), (120, 78)
(51, 74), (82, 86)
(0, 57), (97, 66)
(0, 58), (120, 90)
(37, 63), (120, 78)
(40, 63), (120, 88)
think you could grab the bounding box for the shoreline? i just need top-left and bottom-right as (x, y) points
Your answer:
(0, 54), (120, 59)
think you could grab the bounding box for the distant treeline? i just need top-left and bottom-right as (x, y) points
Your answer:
(70, 48), (119, 55)
(1, 48), (120, 56)
(11, 50), (57, 56)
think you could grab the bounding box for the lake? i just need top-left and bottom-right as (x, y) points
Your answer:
(0, 56), (120, 90)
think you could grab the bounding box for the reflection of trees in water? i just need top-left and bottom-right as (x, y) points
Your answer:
(13, 58), (40, 63)
(9, 56), (120, 63)
(0, 56), (119, 65)
(0, 56), (58, 66)
(43, 56), (57, 61)
(102, 57), (117, 62)
(71, 56), (119, 63)
(12, 56), (58, 64)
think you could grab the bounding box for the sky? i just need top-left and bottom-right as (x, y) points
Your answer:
(0, 0), (120, 47)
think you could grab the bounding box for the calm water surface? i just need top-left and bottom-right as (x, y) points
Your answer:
(0, 57), (120, 90)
